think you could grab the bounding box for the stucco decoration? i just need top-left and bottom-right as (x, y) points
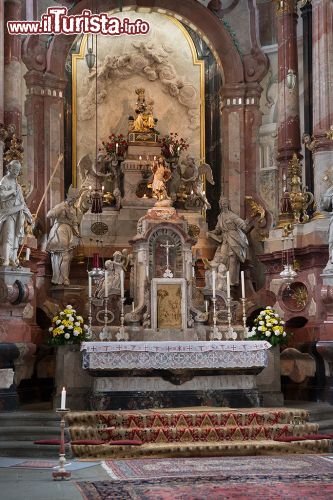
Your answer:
(75, 11), (202, 174)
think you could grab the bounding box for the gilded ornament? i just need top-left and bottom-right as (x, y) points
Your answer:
(288, 154), (314, 224)
(274, 0), (297, 15)
(188, 224), (200, 239)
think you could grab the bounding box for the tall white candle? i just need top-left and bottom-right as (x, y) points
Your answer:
(60, 387), (66, 409)
(205, 300), (208, 313)
(132, 301), (135, 312)
(25, 248), (31, 261)
(105, 270), (108, 298)
(241, 271), (245, 299)
(88, 275), (92, 298)
(226, 271), (231, 299)
(116, 142), (119, 154)
(212, 269), (216, 298)
(120, 269), (124, 298)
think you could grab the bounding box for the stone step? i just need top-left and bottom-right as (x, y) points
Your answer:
(0, 426), (62, 441)
(0, 440), (71, 459)
(71, 437), (330, 460)
(67, 408), (310, 429)
(0, 412), (59, 427)
(69, 423), (318, 443)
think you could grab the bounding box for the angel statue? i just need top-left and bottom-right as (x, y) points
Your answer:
(78, 152), (119, 194)
(180, 155), (215, 209)
(46, 187), (90, 286)
(151, 157), (172, 206)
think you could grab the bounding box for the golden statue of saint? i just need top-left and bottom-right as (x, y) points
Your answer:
(132, 88), (156, 132)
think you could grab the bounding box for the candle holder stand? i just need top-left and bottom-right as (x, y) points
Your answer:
(52, 409), (71, 481)
(226, 297), (238, 340)
(210, 296), (222, 340)
(241, 297), (248, 341)
(86, 296), (93, 340)
(116, 297), (129, 341)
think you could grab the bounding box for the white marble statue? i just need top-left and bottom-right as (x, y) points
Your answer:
(321, 184), (333, 272)
(94, 250), (130, 298)
(0, 160), (33, 266)
(46, 188), (90, 286)
(207, 196), (248, 287)
(204, 261), (227, 292)
(180, 155), (215, 209)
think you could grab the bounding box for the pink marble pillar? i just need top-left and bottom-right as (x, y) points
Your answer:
(0, 0), (4, 123)
(24, 71), (66, 227)
(220, 83), (263, 218)
(0, 1), (4, 176)
(276, 0), (301, 177)
(4, 0), (22, 136)
(312, 0), (333, 204)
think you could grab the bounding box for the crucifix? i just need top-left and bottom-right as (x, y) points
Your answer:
(160, 239), (175, 278)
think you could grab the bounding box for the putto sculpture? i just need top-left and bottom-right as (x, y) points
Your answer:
(151, 156), (172, 206)
(0, 160), (33, 266)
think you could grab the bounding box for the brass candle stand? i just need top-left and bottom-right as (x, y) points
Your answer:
(52, 409), (71, 481)
(226, 297), (237, 340)
(240, 297), (248, 341)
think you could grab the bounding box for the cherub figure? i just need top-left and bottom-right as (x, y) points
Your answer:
(180, 155), (215, 209)
(151, 157), (172, 205)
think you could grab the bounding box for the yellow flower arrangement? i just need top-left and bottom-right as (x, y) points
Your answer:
(48, 305), (88, 345)
(246, 306), (291, 346)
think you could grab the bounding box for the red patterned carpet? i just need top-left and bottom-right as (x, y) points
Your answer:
(77, 477), (333, 500)
(77, 455), (333, 499)
(101, 454), (333, 480)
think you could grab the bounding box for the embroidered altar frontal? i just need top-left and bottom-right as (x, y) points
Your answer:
(81, 341), (270, 410)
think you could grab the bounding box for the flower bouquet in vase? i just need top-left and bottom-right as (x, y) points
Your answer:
(160, 132), (189, 159)
(100, 133), (128, 158)
(246, 306), (291, 346)
(49, 305), (89, 345)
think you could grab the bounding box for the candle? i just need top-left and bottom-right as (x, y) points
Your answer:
(132, 301), (135, 312)
(25, 248), (31, 261)
(116, 142), (119, 154)
(212, 269), (216, 298)
(205, 300), (208, 313)
(92, 252), (100, 269)
(226, 271), (231, 299)
(88, 274), (92, 298)
(153, 155), (156, 161)
(105, 270), (108, 298)
(241, 270), (245, 299)
(120, 269), (124, 298)
(60, 387), (66, 410)
(192, 266), (195, 278)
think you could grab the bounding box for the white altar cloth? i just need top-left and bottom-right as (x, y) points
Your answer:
(81, 341), (271, 371)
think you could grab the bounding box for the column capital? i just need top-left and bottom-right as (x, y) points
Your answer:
(274, 0), (298, 15)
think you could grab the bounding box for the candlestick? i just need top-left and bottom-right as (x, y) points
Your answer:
(241, 271), (245, 299)
(241, 297), (248, 341)
(105, 270), (108, 298)
(88, 274), (92, 298)
(210, 296), (222, 340)
(60, 387), (66, 410)
(52, 408), (71, 481)
(116, 297), (129, 341)
(226, 271), (231, 299)
(120, 269), (124, 298)
(212, 269), (216, 298)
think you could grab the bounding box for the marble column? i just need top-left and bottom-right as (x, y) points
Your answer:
(312, 0), (333, 205)
(4, 0), (22, 137)
(275, 0), (301, 179)
(220, 83), (263, 218)
(0, 1), (4, 176)
(24, 71), (66, 229)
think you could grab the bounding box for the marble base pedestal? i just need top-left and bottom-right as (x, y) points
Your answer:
(53, 344), (91, 410)
(0, 344), (20, 410)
